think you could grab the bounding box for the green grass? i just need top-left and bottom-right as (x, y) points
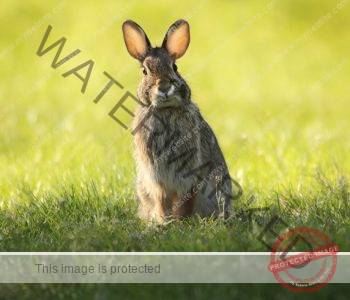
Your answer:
(2, 284), (350, 300)
(1, 0), (350, 298)
(1, 173), (349, 251)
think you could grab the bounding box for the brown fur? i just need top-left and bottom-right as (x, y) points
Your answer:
(122, 20), (239, 223)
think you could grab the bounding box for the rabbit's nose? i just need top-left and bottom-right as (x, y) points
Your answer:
(158, 82), (172, 95)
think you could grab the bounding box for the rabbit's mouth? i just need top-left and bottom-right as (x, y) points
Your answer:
(152, 85), (182, 108)
(153, 96), (182, 109)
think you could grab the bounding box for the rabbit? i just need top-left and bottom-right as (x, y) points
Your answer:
(122, 19), (241, 223)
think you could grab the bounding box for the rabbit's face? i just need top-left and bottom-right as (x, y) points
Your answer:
(122, 20), (191, 108)
(139, 48), (190, 108)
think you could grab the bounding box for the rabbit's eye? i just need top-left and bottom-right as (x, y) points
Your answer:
(173, 64), (178, 72)
(142, 68), (147, 75)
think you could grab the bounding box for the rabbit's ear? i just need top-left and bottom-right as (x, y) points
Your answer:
(162, 19), (190, 59)
(122, 20), (151, 61)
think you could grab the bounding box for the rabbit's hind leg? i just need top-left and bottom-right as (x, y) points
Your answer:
(172, 189), (197, 218)
(136, 183), (154, 222)
(137, 182), (172, 224)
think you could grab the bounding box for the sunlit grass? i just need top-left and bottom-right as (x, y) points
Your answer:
(1, 0), (350, 299)
(0, 0), (349, 253)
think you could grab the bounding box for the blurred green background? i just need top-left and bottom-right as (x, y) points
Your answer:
(1, 0), (350, 247)
(1, 0), (349, 203)
(0, 0), (350, 247)
(0, 0), (350, 298)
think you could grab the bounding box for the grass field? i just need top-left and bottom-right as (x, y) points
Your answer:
(1, 0), (350, 298)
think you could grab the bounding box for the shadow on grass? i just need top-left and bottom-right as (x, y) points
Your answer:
(1, 283), (350, 300)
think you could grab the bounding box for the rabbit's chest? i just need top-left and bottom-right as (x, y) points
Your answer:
(139, 114), (202, 187)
